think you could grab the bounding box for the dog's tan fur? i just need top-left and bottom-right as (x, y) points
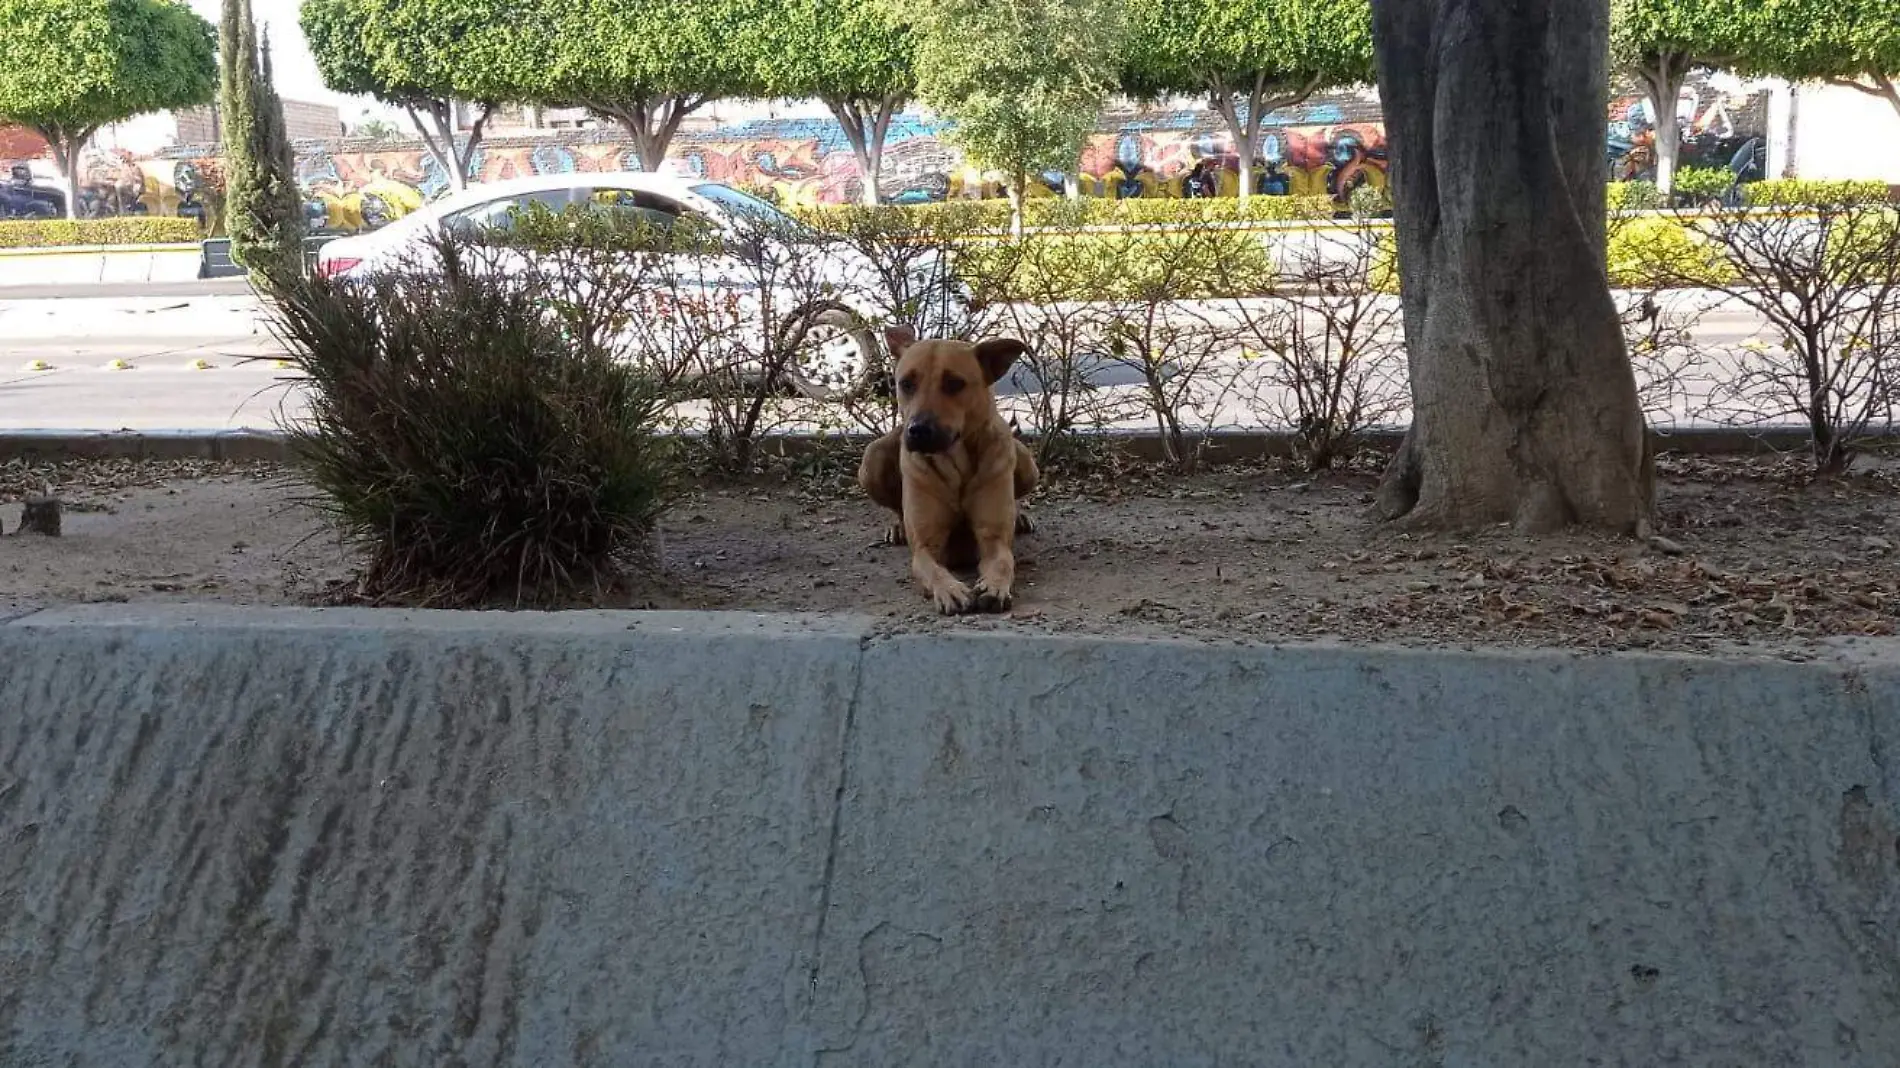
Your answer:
(858, 327), (1038, 614)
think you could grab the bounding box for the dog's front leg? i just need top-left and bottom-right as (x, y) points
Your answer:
(904, 492), (973, 615)
(967, 477), (1018, 613)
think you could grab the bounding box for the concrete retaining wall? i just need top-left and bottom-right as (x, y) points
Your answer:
(3, 606), (1897, 1066)
(0, 245), (204, 288)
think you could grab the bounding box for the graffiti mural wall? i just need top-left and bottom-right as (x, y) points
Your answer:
(1607, 72), (1775, 181)
(6, 77), (1769, 231)
(271, 103), (1397, 233)
(11, 98), (1383, 233)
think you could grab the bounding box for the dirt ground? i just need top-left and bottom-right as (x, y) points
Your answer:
(3, 449), (1899, 656)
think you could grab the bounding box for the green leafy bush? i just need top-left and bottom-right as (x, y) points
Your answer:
(797, 194), (1337, 235)
(1368, 229), (1399, 294)
(472, 197), (726, 256)
(267, 234), (682, 606)
(1743, 179), (1892, 207)
(1606, 214), (1732, 287)
(0, 217), (202, 248)
(1348, 184), (1393, 218)
(1671, 166), (1733, 204)
(961, 225), (1279, 301)
(1607, 181), (1662, 212)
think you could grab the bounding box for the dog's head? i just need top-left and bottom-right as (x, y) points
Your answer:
(886, 326), (1027, 455)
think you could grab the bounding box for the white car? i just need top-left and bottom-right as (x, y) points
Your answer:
(312, 172), (968, 397)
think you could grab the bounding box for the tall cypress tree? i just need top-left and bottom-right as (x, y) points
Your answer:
(220, 0), (302, 279)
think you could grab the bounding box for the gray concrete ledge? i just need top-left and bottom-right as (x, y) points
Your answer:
(0, 425), (1882, 465)
(3, 606), (1897, 1066)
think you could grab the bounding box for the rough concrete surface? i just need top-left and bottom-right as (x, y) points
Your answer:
(0, 608), (862, 1067)
(3, 607), (1899, 1067)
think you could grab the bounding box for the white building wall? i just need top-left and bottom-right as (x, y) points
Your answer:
(1790, 83), (1900, 182)
(89, 113), (184, 156)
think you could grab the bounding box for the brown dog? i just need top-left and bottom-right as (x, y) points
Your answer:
(858, 326), (1039, 615)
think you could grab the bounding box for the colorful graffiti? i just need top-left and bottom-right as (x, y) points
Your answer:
(4, 106), (1388, 232)
(279, 114), (1394, 232)
(6, 78), (1763, 231)
(1607, 72), (1773, 181)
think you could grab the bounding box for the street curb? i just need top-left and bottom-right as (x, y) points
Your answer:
(0, 425), (1876, 465)
(0, 429), (293, 462)
(3, 606), (1898, 1063)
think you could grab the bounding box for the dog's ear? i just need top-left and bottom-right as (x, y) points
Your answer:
(884, 325), (917, 361)
(973, 338), (1028, 385)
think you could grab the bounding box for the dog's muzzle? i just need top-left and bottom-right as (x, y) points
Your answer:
(903, 415), (953, 455)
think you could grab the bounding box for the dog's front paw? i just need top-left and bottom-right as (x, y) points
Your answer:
(882, 522), (908, 547)
(970, 578), (1013, 614)
(1014, 510), (1037, 536)
(932, 579), (975, 615)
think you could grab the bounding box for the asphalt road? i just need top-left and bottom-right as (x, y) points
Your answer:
(0, 301), (1778, 433)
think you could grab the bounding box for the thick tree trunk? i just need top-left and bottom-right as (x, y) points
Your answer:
(1006, 172), (1025, 240)
(405, 100), (475, 192)
(1371, 0), (1651, 534)
(1639, 57), (1685, 197)
(594, 95), (708, 174)
(829, 97), (901, 206)
(37, 127), (90, 220)
(1210, 84), (1248, 204)
(56, 140), (80, 220)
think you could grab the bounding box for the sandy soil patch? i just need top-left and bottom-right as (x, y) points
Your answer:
(4, 451), (1897, 656)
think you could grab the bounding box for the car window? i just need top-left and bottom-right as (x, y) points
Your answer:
(443, 189), (578, 235)
(689, 182), (820, 242)
(581, 187), (684, 233)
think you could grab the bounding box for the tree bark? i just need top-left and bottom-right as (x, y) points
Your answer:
(405, 100), (476, 192)
(457, 102), (493, 188)
(1371, 0), (1652, 534)
(1638, 55), (1684, 197)
(35, 125), (93, 220)
(1209, 81), (1248, 204)
(1005, 169), (1025, 240)
(1213, 73), (1322, 204)
(592, 94), (710, 173)
(829, 96), (902, 206)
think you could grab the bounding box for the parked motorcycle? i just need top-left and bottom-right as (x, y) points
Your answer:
(3, 163), (62, 218)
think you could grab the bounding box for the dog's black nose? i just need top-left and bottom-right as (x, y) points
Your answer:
(903, 419), (937, 452)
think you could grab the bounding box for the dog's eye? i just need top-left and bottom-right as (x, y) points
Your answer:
(898, 376), (917, 395)
(941, 375), (966, 395)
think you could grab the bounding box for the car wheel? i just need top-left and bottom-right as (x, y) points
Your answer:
(784, 305), (880, 401)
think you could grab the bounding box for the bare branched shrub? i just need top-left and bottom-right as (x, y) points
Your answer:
(1604, 209), (1714, 426)
(1223, 221), (1409, 470)
(1616, 288), (1714, 426)
(1092, 221), (1249, 472)
(960, 234), (1134, 464)
(802, 201), (990, 340)
(1646, 197), (1900, 472)
(267, 229), (682, 606)
(637, 210), (884, 470)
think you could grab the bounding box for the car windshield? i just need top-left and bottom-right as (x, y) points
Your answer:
(690, 183), (822, 242)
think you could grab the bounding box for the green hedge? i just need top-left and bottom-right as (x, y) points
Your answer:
(1605, 178), (1894, 214)
(1607, 215), (1732, 287)
(1671, 166), (1734, 203)
(797, 194), (1339, 234)
(961, 228), (1280, 301)
(0, 217), (203, 249)
(1743, 178), (1892, 207)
